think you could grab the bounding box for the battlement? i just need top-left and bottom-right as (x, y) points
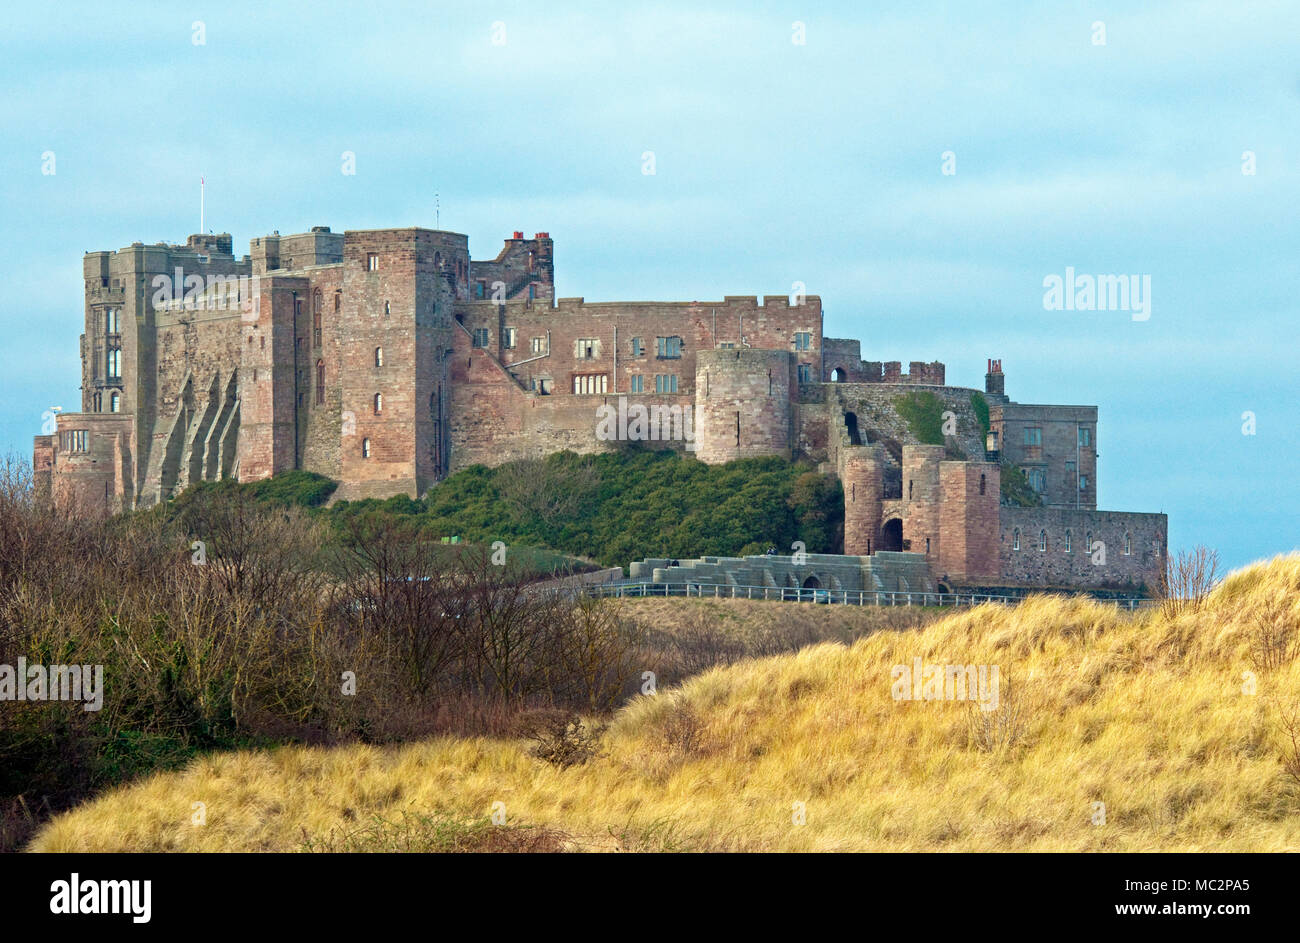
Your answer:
(861, 360), (946, 385)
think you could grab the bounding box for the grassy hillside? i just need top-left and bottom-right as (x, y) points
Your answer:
(171, 450), (845, 568)
(30, 554), (1300, 852)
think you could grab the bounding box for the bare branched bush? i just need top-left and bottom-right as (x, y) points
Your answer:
(494, 455), (602, 527)
(525, 712), (606, 769)
(1276, 701), (1300, 788)
(1159, 545), (1222, 619)
(966, 676), (1028, 753)
(1248, 598), (1298, 672)
(658, 702), (704, 758)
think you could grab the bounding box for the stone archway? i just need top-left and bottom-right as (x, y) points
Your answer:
(880, 517), (903, 552)
(832, 367), (847, 382)
(844, 411), (862, 446)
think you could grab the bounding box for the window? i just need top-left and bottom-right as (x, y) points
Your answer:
(1064, 530), (1072, 552)
(979, 473), (986, 495)
(110, 392), (120, 413)
(503, 327), (517, 349)
(334, 292), (341, 312)
(655, 374), (678, 394)
(62, 430), (89, 453)
(794, 332), (811, 351)
(92, 392), (101, 412)
(1086, 532), (1093, 554)
(105, 308), (119, 334)
(316, 361), (325, 404)
(577, 338), (597, 359)
(536, 377), (552, 394)
(528, 284), (536, 300)
(631, 337), (643, 357)
(656, 336), (682, 359)
(630, 374), (644, 394)
(1039, 530), (1048, 552)
(572, 374), (608, 395)
(375, 347), (384, 367)
(472, 328), (489, 348)
(797, 363), (813, 383)
(374, 393), (383, 414)
(1027, 468), (1045, 492)
(107, 348), (122, 380)
(367, 254), (378, 271)
(475, 282), (485, 299)
(1023, 427), (1042, 446)
(1124, 533), (1132, 555)
(1013, 528), (1020, 551)
(361, 438), (371, 458)
(313, 309), (322, 347)
(1079, 474), (1088, 491)
(531, 336), (544, 354)
(925, 537), (931, 556)
(384, 300), (391, 317)
(1079, 427), (1092, 448)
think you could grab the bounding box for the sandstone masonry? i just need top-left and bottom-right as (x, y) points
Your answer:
(36, 226), (1166, 592)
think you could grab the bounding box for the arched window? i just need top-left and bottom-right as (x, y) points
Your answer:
(979, 473), (986, 495)
(315, 360), (325, 404)
(107, 348), (122, 379)
(1064, 530), (1072, 552)
(1124, 533), (1132, 555)
(1086, 532), (1093, 554)
(375, 347), (384, 367)
(361, 438), (371, 458)
(374, 393), (383, 415)
(110, 392), (120, 413)
(1039, 530), (1047, 552)
(1013, 528), (1020, 551)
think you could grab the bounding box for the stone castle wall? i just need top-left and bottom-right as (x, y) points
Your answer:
(38, 223), (1167, 596)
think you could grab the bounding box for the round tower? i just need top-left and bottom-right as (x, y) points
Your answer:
(902, 444), (945, 561)
(842, 444), (884, 555)
(694, 349), (791, 464)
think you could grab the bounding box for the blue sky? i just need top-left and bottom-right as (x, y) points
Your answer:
(1, 1), (1296, 571)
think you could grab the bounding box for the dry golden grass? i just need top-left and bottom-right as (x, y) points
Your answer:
(29, 554), (1300, 852)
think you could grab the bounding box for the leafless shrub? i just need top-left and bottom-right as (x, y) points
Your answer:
(494, 455), (601, 527)
(966, 676), (1028, 753)
(1249, 598), (1298, 672)
(525, 712), (605, 769)
(657, 702), (704, 758)
(1276, 701), (1300, 788)
(1159, 545), (1222, 619)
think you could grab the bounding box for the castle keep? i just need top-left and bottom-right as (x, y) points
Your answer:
(34, 225), (1166, 592)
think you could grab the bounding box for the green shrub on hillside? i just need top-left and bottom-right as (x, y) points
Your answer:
(894, 391), (947, 446)
(970, 392), (990, 439)
(326, 450), (843, 566)
(1000, 462), (1043, 507)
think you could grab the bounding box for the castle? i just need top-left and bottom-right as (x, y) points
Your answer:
(33, 225), (1166, 592)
